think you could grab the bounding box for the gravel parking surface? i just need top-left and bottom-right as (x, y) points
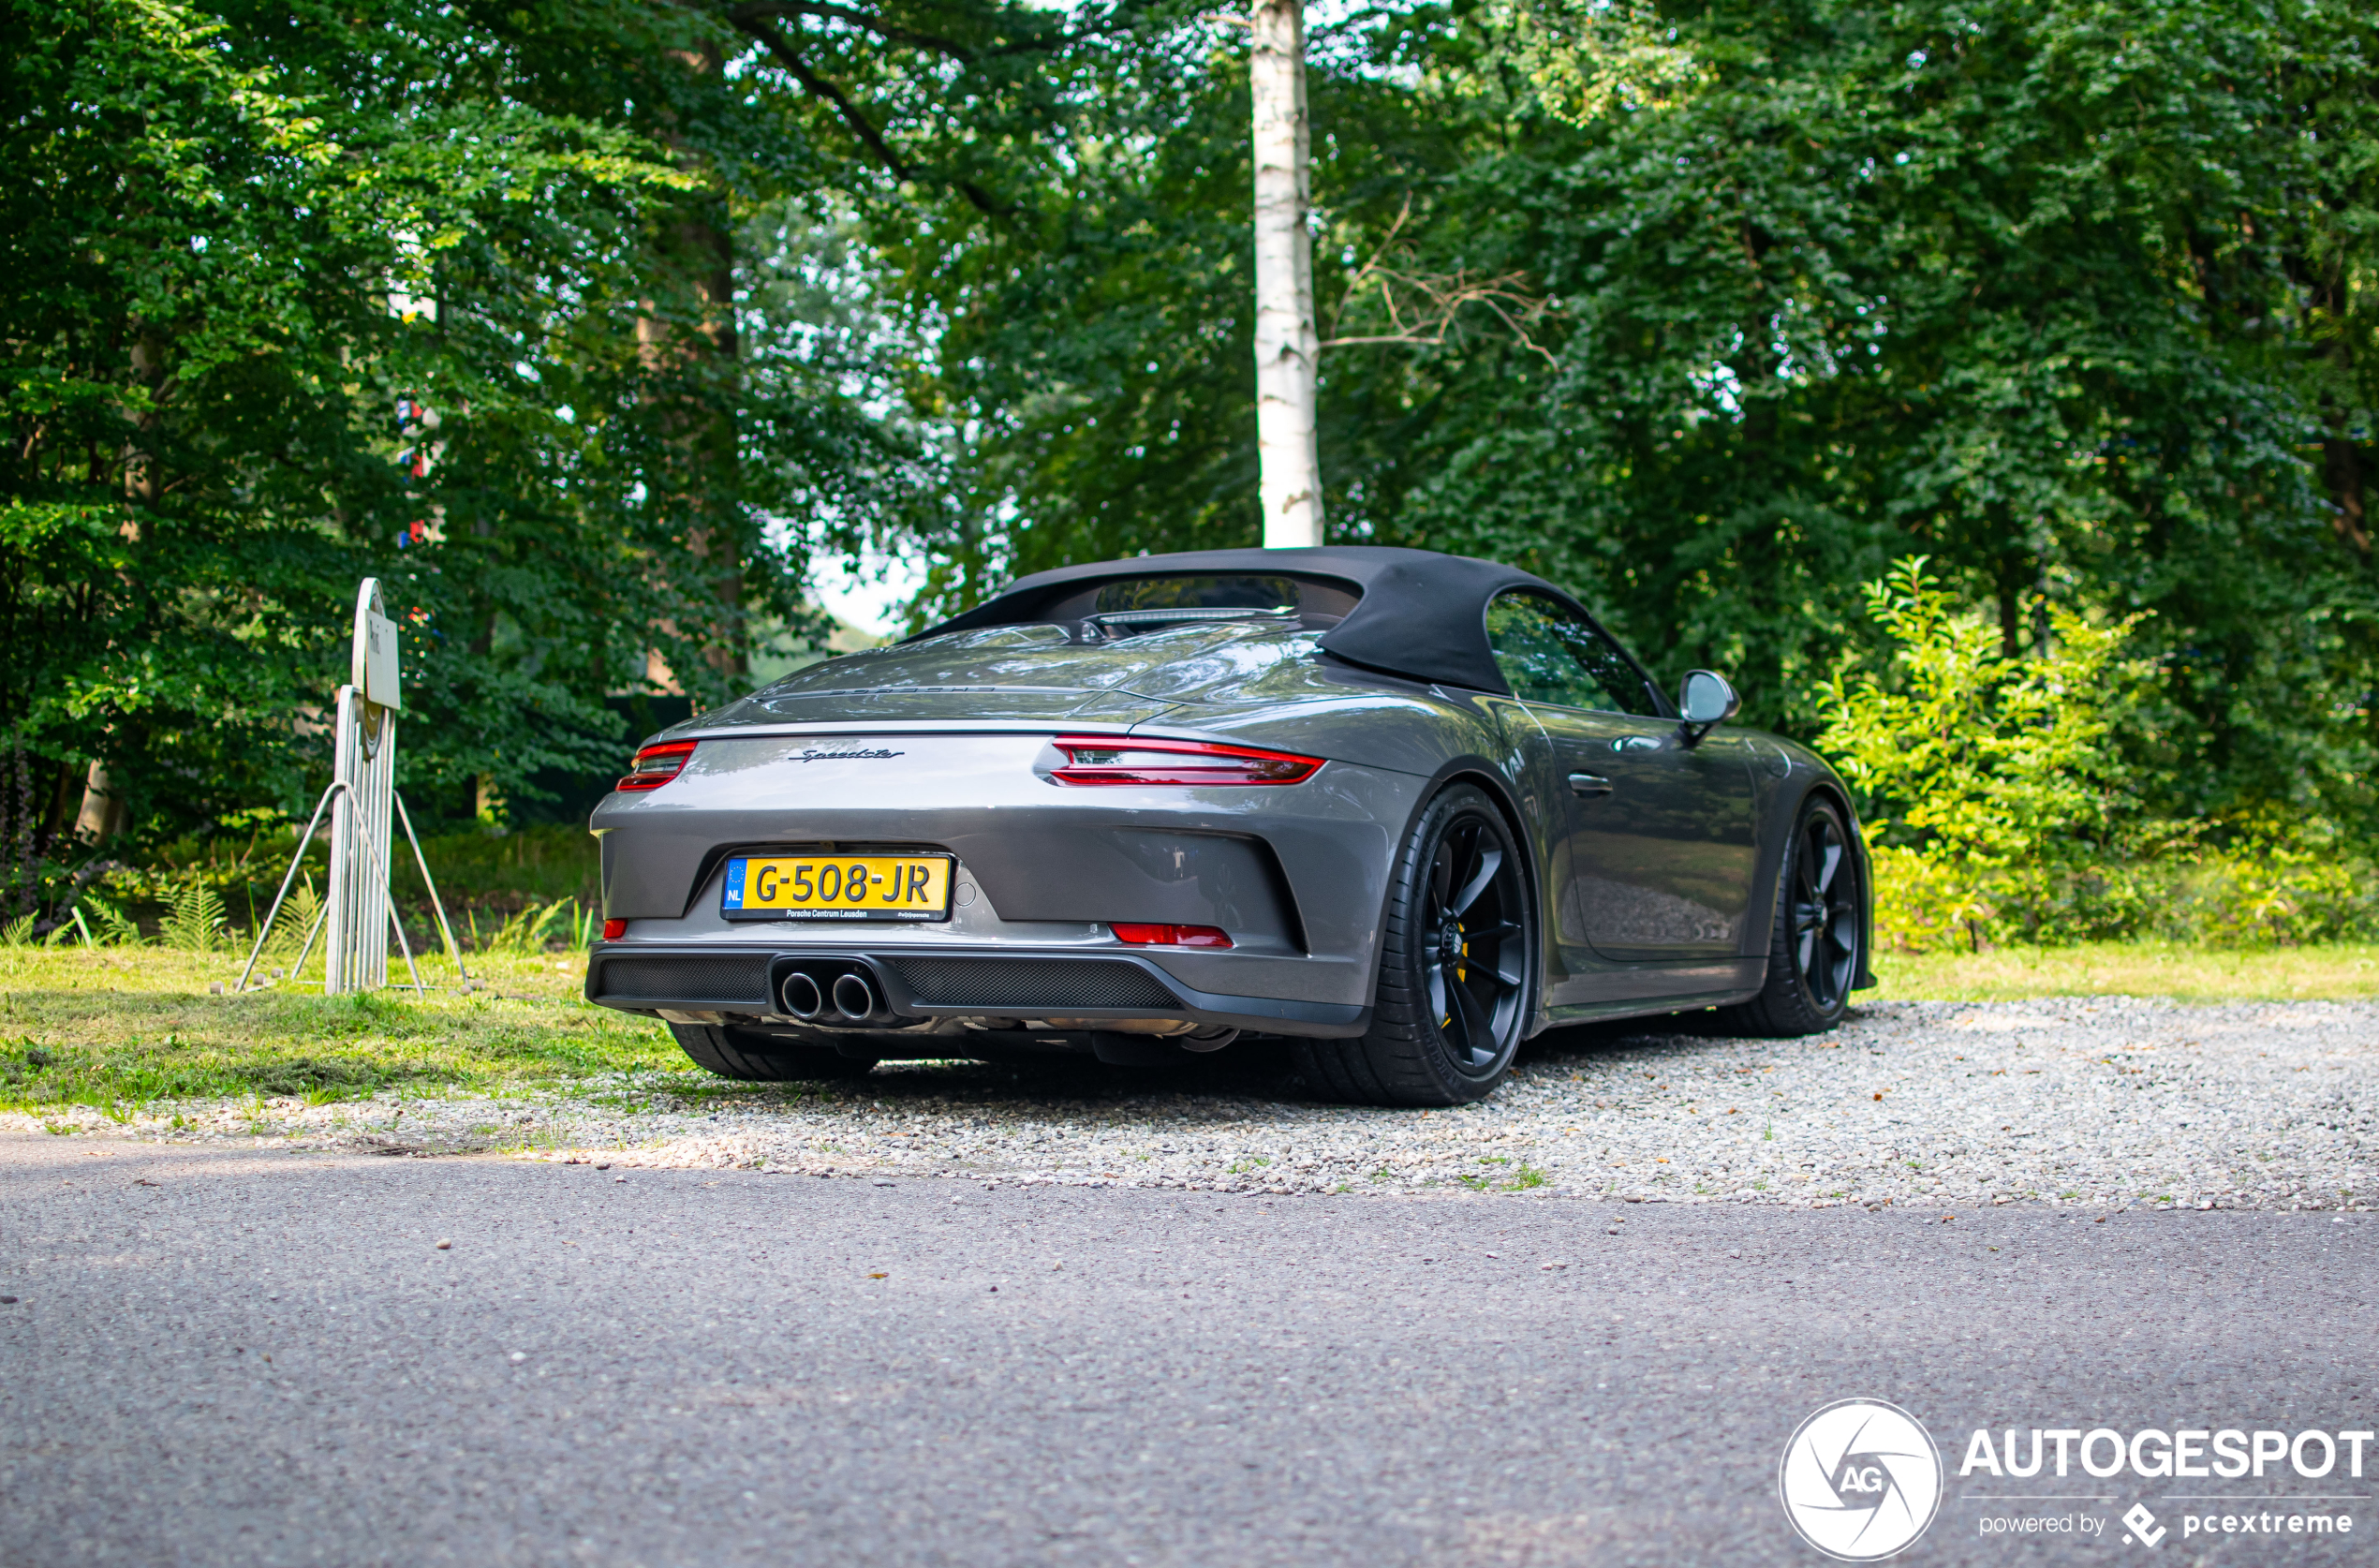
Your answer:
(10, 998), (2372, 1210)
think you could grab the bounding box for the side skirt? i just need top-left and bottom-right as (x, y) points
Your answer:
(1529, 957), (1768, 1033)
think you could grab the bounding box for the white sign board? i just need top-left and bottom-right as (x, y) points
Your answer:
(352, 579), (401, 711)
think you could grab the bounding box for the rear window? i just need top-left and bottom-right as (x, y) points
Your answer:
(1039, 573), (1359, 634)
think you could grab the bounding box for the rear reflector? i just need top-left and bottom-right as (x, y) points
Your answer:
(1050, 735), (1322, 787)
(617, 740), (697, 792)
(1111, 923), (1233, 949)
(601, 919), (627, 941)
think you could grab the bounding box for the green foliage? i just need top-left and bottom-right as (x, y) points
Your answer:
(865, 0), (2379, 836)
(472, 896), (580, 955)
(80, 896), (144, 948)
(1869, 839), (2379, 953)
(1821, 558), (2379, 951)
(1817, 559), (2153, 866)
(389, 824), (599, 910)
(12, 0), (2377, 867)
(267, 875), (324, 964)
(0, 0), (931, 842)
(159, 874), (228, 954)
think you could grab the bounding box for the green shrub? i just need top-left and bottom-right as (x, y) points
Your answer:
(1824, 559), (2379, 953)
(1817, 557), (2154, 868)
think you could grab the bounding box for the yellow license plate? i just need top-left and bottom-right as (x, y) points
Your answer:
(722, 854), (953, 921)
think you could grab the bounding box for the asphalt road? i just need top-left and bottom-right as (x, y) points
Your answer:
(2, 1133), (2372, 1568)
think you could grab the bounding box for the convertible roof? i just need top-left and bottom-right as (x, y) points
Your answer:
(909, 545), (1575, 696)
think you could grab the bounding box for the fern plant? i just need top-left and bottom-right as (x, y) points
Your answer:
(269, 875), (325, 962)
(160, 875), (229, 954)
(81, 896), (143, 946)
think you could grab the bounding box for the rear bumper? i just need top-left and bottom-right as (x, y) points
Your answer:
(588, 732), (1426, 1004)
(584, 941), (1371, 1039)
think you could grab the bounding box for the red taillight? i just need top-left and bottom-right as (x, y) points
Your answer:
(1050, 735), (1322, 787)
(1112, 923), (1234, 949)
(601, 918), (627, 941)
(617, 740), (697, 792)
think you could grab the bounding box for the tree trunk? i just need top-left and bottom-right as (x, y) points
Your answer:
(1251, 0), (1322, 549)
(73, 761), (126, 843)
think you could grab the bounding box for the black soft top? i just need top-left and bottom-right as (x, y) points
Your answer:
(909, 545), (1634, 700)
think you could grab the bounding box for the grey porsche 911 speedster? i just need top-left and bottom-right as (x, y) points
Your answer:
(584, 546), (1873, 1105)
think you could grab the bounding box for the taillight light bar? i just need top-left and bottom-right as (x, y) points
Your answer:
(616, 740), (697, 792)
(1050, 735), (1323, 787)
(1112, 923), (1234, 948)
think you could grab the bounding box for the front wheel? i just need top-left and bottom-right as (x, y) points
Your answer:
(1293, 784), (1534, 1106)
(1718, 794), (1864, 1037)
(668, 1023), (877, 1082)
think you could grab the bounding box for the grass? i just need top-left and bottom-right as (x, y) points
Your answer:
(0, 946), (683, 1114)
(1871, 940), (2379, 1003)
(5, 938), (2373, 1117)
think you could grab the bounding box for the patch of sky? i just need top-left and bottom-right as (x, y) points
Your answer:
(763, 517), (931, 639)
(1693, 360), (1745, 417)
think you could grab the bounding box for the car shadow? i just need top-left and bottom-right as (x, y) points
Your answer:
(702, 1004), (1881, 1118)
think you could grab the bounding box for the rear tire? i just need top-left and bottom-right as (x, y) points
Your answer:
(1293, 784), (1533, 1106)
(1718, 793), (1863, 1037)
(668, 1023), (877, 1082)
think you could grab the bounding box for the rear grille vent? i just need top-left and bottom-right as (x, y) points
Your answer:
(596, 955), (772, 1008)
(886, 957), (1182, 1013)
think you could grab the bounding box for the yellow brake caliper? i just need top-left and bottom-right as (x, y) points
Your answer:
(1442, 919), (1469, 1027)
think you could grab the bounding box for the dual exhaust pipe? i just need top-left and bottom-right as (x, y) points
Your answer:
(777, 962), (890, 1024)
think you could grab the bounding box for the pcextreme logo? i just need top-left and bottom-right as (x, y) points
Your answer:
(1780, 1398), (1945, 1561)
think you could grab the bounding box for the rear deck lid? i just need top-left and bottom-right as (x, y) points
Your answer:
(677, 621), (1341, 732)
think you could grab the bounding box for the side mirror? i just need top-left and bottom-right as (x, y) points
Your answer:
(1677, 670), (1739, 740)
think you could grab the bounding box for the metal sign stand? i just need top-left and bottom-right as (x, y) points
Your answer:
(237, 580), (467, 994)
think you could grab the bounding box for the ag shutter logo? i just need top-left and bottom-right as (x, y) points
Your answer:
(1780, 1398), (1944, 1561)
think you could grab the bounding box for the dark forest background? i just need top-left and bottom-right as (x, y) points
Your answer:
(5, 0), (2375, 878)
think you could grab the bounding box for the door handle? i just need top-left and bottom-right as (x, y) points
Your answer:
(1567, 773), (1613, 797)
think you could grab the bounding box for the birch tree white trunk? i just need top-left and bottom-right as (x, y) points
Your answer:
(1251, 0), (1322, 548)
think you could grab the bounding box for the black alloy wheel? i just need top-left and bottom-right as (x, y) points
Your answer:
(1721, 793), (1865, 1037)
(1423, 812), (1530, 1072)
(1789, 806), (1860, 1013)
(1293, 784), (1534, 1106)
